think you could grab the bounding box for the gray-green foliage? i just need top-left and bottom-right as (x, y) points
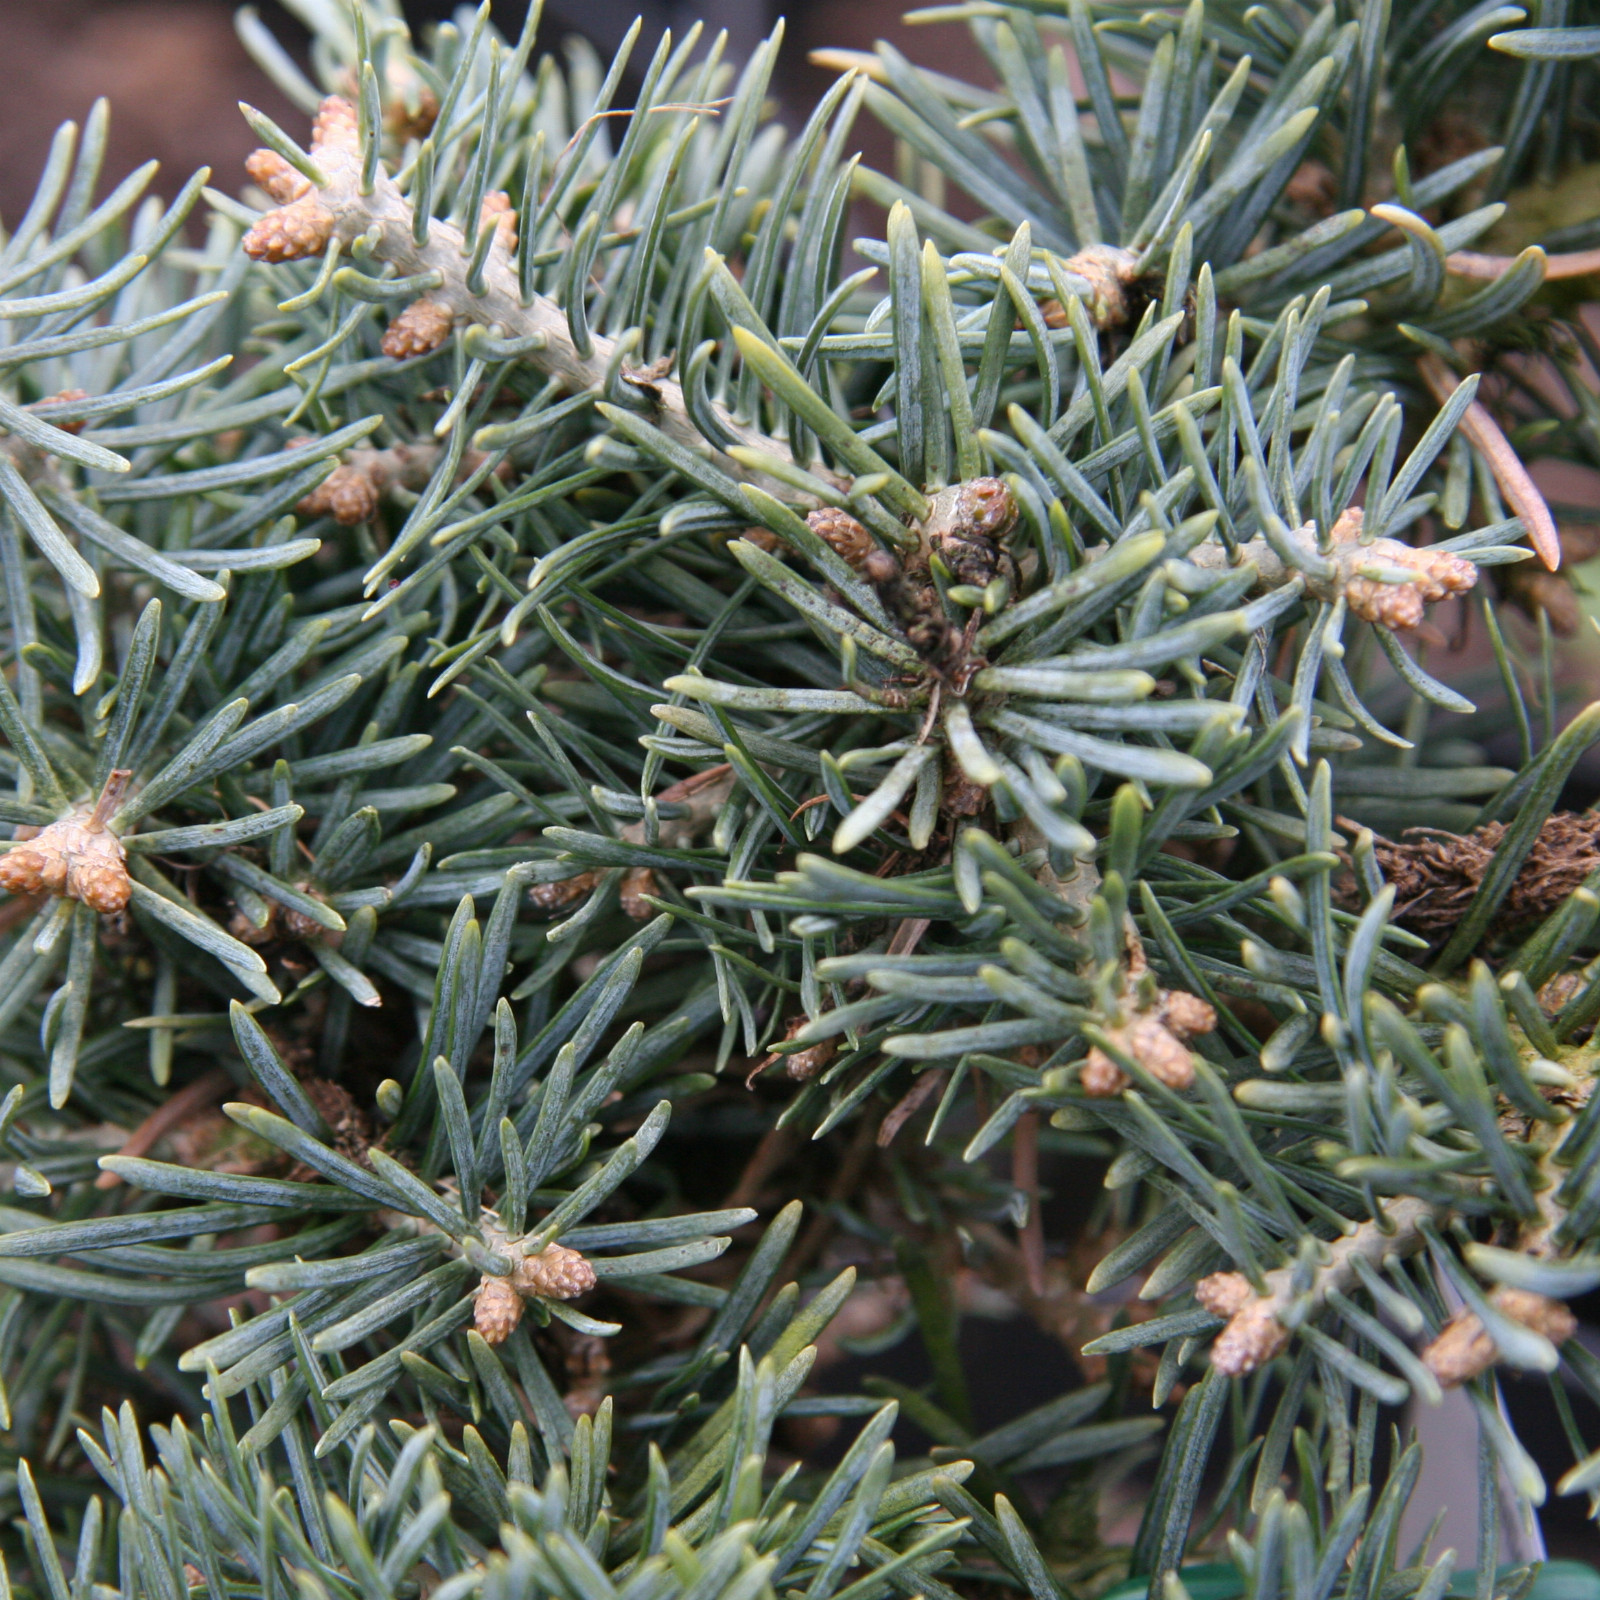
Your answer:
(1, 0), (1600, 1594)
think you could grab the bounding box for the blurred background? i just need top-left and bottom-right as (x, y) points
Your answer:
(0, 0), (981, 226)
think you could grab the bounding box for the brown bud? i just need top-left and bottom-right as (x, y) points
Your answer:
(480, 190), (517, 250)
(1082, 1014), (1196, 1097)
(229, 904), (276, 945)
(36, 389), (90, 436)
(1421, 1288), (1576, 1388)
(1210, 1299), (1290, 1376)
(1059, 242), (1140, 329)
(1160, 989), (1218, 1041)
(514, 1242), (596, 1300)
(1080, 1047), (1129, 1098)
(311, 96), (360, 156)
(1345, 574), (1426, 631)
(806, 507), (875, 568)
(1421, 1309), (1496, 1387)
(860, 548), (900, 586)
(281, 904), (330, 942)
(297, 463), (380, 525)
(785, 1040), (836, 1081)
(1327, 506), (1364, 544)
(620, 867), (658, 920)
(1195, 1271), (1254, 1319)
(1492, 1285), (1576, 1343)
(474, 1276), (524, 1345)
(243, 197), (336, 263)
(245, 148), (310, 204)
(382, 297), (455, 358)
(1328, 507), (1477, 629)
(923, 478), (1018, 589)
(0, 772), (132, 914)
(529, 871), (599, 914)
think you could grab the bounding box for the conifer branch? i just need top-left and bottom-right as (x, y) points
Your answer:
(244, 98), (819, 493)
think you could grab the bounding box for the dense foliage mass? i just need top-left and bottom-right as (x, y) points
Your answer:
(3, 0), (1600, 1593)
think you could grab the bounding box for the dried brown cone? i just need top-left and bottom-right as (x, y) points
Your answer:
(0, 772), (132, 914)
(474, 1275), (524, 1345)
(382, 297), (455, 359)
(514, 1242), (596, 1300)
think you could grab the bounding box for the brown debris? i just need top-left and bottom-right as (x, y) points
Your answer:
(301, 1077), (374, 1169)
(863, 548), (966, 674)
(95, 1068), (232, 1189)
(0, 771), (132, 914)
(1501, 562), (1583, 636)
(1081, 988), (1218, 1097)
(757, 1014), (837, 1084)
(1364, 810), (1600, 934)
